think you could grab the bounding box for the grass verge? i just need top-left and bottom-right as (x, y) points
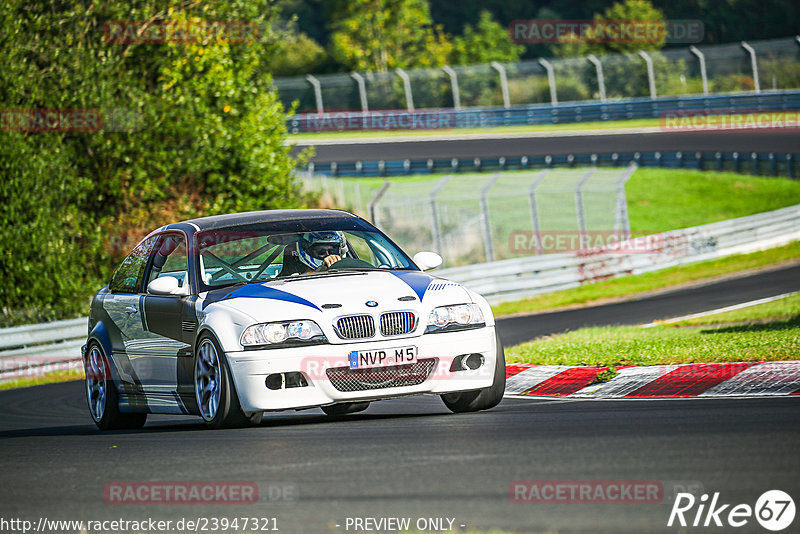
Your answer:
(0, 367), (84, 391)
(288, 118), (662, 142)
(492, 241), (800, 317)
(506, 292), (800, 367)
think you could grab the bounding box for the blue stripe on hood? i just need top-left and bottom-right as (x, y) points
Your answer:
(389, 271), (435, 301)
(218, 284), (320, 311)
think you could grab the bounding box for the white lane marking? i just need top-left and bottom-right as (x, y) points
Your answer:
(641, 292), (798, 328)
(700, 361), (800, 396)
(570, 365), (680, 397)
(286, 127), (664, 146)
(504, 365), (570, 394)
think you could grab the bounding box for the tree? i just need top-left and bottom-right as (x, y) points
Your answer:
(327, 0), (452, 72)
(451, 11), (524, 65)
(0, 0), (310, 324)
(554, 0), (666, 57)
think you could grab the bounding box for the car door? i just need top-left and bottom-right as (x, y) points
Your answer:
(103, 235), (159, 390)
(139, 233), (194, 412)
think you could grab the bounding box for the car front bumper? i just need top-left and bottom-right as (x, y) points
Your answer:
(225, 326), (498, 412)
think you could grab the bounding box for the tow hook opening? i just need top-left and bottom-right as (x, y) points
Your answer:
(265, 372), (309, 390)
(450, 353), (485, 372)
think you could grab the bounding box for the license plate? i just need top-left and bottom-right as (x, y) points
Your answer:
(349, 346), (417, 369)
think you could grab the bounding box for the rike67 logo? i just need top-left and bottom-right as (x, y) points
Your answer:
(668, 490), (795, 531)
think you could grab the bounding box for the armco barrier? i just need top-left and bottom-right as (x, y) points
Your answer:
(306, 151), (800, 179)
(288, 90), (800, 133)
(1, 205), (798, 372)
(437, 204), (800, 304)
(0, 317), (86, 382)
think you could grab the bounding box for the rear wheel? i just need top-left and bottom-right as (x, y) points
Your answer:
(85, 343), (147, 430)
(441, 332), (506, 413)
(194, 335), (261, 429)
(321, 402), (370, 416)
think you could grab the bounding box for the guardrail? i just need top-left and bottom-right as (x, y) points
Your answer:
(437, 203), (800, 304)
(307, 151), (800, 179)
(0, 317), (86, 382)
(288, 89), (800, 133)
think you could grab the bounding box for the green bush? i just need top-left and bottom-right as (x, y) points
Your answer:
(0, 1), (310, 326)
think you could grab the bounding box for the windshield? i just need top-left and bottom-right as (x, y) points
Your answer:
(196, 226), (415, 291)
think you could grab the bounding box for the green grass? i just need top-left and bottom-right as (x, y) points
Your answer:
(288, 117), (661, 142)
(673, 292), (800, 326)
(627, 169), (800, 234)
(492, 241), (800, 317)
(0, 367), (83, 391)
(506, 291), (800, 367)
(506, 320), (800, 367)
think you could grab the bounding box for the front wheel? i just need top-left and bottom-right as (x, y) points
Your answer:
(85, 343), (147, 430)
(194, 335), (261, 429)
(441, 332), (506, 413)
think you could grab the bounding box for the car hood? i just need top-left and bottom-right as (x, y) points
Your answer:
(201, 270), (473, 324)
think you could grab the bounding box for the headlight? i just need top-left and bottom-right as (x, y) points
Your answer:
(426, 303), (485, 333)
(241, 320), (326, 348)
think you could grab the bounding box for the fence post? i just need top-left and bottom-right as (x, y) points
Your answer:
(395, 68), (414, 111)
(430, 176), (451, 254)
(689, 46), (709, 96)
(740, 41), (760, 93)
(575, 169), (595, 235)
(587, 55), (606, 102)
(528, 169), (549, 254)
(479, 174), (501, 262)
(350, 72), (369, 112)
(538, 58), (558, 105)
(490, 62), (511, 109)
(305, 74), (324, 115)
(367, 181), (391, 226)
(615, 163), (637, 237)
(442, 65), (461, 110)
(638, 50), (657, 99)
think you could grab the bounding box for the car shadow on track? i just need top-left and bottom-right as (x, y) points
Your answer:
(0, 409), (460, 439)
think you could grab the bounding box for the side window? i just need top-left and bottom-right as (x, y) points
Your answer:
(344, 232), (374, 263)
(109, 236), (158, 293)
(146, 234), (188, 289)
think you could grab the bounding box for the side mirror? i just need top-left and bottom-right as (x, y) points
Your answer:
(413, 251), (443, 271)
(147, 276), (188, 296)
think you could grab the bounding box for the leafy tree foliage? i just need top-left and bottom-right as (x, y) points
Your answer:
(327, 0), (452, 71)
(0, 0), (310, 324)
(451, 11), (525, 65)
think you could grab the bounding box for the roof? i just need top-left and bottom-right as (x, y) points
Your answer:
(170, 209), (357, 232)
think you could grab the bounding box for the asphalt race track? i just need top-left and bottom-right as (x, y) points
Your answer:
(297, 130), (800, 163)
(497, 262), (800, 347)
(1, 266), (799, 533)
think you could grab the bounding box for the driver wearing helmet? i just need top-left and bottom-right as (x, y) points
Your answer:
(280, 231), (348, 276)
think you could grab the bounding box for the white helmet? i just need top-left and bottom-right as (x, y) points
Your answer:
(295, 231), (347, 270)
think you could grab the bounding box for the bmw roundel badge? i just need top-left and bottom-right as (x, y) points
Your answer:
(365, 300), (378, 307)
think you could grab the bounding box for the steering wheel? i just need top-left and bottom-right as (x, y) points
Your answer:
(315, 257), (375, 272)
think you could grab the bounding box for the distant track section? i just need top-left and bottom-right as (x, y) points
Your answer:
(298, 130), (800, 163)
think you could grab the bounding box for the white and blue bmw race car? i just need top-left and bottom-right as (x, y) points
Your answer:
(83, 209), (505, 429)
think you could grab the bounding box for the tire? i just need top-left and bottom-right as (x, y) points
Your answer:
(194, 334), (261, 429)
(441, 331), (506, 413)
(85, 343), (147, 430)
(321, 402), (370, 416)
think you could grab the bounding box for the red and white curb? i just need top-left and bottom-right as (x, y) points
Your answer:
(504, 361), (800, 398)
